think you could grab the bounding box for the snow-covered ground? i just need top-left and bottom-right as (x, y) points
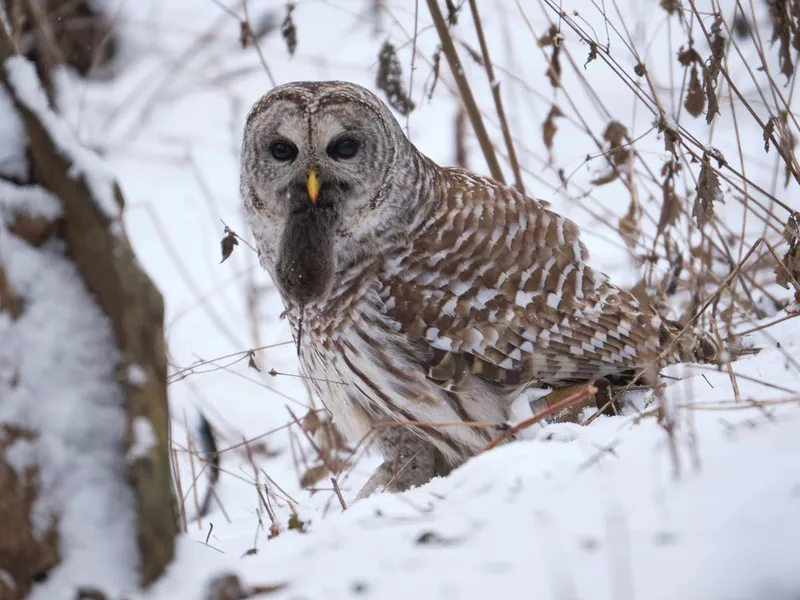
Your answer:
(44, 0), (800, 598)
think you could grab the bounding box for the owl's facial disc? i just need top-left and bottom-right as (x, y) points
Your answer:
(242, 82), (405, 305)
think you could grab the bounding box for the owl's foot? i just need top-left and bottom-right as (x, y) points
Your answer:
(355, 428), (451, 500)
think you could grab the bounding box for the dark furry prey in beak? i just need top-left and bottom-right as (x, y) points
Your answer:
(276, 197), (338, 306)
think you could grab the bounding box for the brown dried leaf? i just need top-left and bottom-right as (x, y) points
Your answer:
(546, 46), (562, 88)
(301, 409), (321, 435)
(281, 3), (297, 56)
(604, 121), (629, 165)
(220, 229), (238, 263)
(733, 13), (751, 39)
(677, 47), (702, 67)
(604, 121), (627, 146)
(538, 26), (562, 88)
(767, 0), (796, 81)
(634, 62), (647, 77)
(764, 116), (776, 152)
(657, 115), (680, 155)
(428, 46), (442, 101)
(693, 157), (723, 228)
(657, 160), (682, 235)
(247, 351), (261, 372)
(685, 64), (705, 117)
(445, 0), (459, 25)
(660, 0), (680, 15)
(775, 212), (800, 302)
(542, 105), (564, 151)
(585, 41), (598, 68)
(590, 169), (619, 186)
(537, 25), (559, 47)
(618, 199), (641, 250)
(703, 64), (720, 124)
(299, 457), (349, 488)
(376, 41), (416, 116)
(708, 14), (726, 81)
(299, 464), (328, 488)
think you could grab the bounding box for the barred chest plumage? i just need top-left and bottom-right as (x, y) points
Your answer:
(286, 250), (506, 464)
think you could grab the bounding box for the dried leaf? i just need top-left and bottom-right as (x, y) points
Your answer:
(732, 13), (751, 39)
(538, 25), (562, 88)
(764, 116), (776, 152)
(703, 63), (720, 124)
(634, 62), (647, 76)
(299, 464), (328, 488)
(685, 64), (705, 117)
(618, 199), (641, 250)
(445, 0), (459, 25)
(604, 121), (629, 166)
(416, 531), (458, 546)
(585, 41), (598, 68)
(247, 351), (261, 372)
(376, 41), (416, 116)
(281, 3), (297, 56)
(657, 159), (682, 235)
(220, 228), (238, 263)
(542, 105), (564, 152)
(708, 14), (726, 81)
(767, 0), (797, 81)
(427, 46), (441, 101)
(537, 25), (559, 47)
(239, 21), (254, 48)
(590, 170), (619, 186)
(657, 115), (681, 155)
(705, 146), (727, 168)
(677, 47), (702, 67)
(546, 46), (562, 88)
(775, 212), (800, 303)
(660, 0), (680, 15)
(287, 515), (307, 532)
(692, 156), (723, 227)
(301, 409), (321, 434)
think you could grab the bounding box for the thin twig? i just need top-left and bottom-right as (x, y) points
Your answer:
(426, 0), (506, 183)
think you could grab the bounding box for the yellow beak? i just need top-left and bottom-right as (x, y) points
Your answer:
(307, 170), (321, 204)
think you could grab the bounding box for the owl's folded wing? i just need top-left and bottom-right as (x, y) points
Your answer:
(380, 169), (658, 389)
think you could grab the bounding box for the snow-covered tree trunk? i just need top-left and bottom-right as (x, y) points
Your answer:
(0, 20), (176, 600)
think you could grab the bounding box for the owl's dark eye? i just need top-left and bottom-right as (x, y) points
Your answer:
(327, 137), (359, 159)
(270, 140), (298, 162)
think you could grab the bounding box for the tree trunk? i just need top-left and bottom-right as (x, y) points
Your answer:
(0, 18), (176, 600)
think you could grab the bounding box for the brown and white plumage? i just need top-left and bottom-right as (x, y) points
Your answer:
(241, 81), (720, 496)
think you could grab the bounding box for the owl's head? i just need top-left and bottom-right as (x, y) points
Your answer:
(241, 81), (424, 307)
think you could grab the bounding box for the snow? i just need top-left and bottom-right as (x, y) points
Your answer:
(13, 0), (800, 597)
(0, 229), (138, 597)
(0, 178), (62, 220)
(3, 56), (121, 219)
(127, 417), (157, 463)
(127, 363), (149, 388)
(0, 86), (28, 180)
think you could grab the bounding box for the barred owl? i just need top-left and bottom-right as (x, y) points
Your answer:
(241, 81), (719, 497)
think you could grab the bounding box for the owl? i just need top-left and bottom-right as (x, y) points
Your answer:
(240, 81), (721, 498)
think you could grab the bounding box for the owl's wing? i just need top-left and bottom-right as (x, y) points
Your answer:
(381, 168), (660, 389)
